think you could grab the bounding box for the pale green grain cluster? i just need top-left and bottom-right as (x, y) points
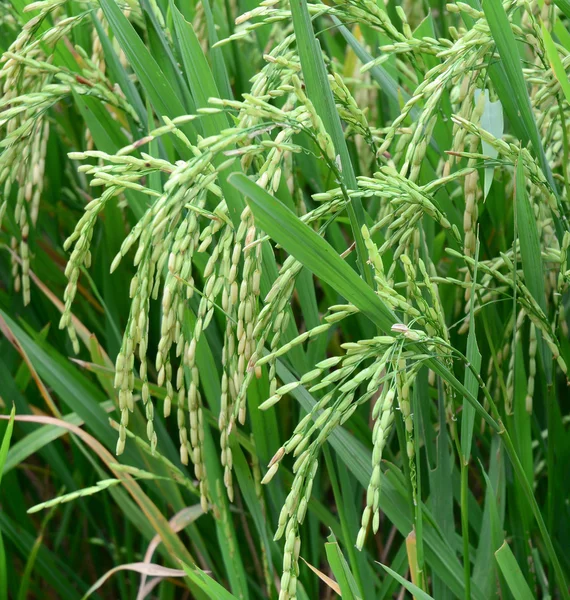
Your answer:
(53, 23), (383, 513)
(27, 478), (122, 514)
(218, 205), (263, 500)
(229, 2), (570, 585)
(9, 0), (570, 595)
(262, 331), (403, 594)
(0, 0), (136, 304)
(0, 0), (61, 304)
(450, 247), (568, 378)
(356, 385), (395, 550)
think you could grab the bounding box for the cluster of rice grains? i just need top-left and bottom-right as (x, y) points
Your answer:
(64, 119), (267, 510)
(0, 0), (65, 305)
(57, 6), (345, 516)
(226, 1), (570, 597)
(0, 0), (139, 307)
(6, 0), (570, 597)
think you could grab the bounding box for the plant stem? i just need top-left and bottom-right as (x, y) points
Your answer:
(461, 462), (471, 600)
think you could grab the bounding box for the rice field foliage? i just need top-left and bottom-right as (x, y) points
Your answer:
(1, 0), (570, 598)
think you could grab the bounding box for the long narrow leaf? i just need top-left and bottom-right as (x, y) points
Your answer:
(325, 536), (362, 600)
(377, 562), (435, 600)
(482, 0), (557, 194)
(0, 405), (15, 488)
(494, 542), (535, 600)
(98, 0), (196, 144)
(289, 0), (371, 283)
(515, 156), (552, 381)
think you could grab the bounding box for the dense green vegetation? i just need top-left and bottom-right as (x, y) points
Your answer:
(2, 0), (570, 597)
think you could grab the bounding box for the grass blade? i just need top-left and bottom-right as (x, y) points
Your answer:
(461, 239), (482, 462)
(514, 155), (551, 381)
(325, 534), (362, 600)
(0, 532), (6, 600)
(98, 0), (196, 144)
(16, 531), (43, 600)
(170, 2), (229, 135)
(542, 23), (570, 105)
(179, 563), (240, 600)
(482, 0), (557, 194)
(473, 443), (505, 598)
(0, 405), (15, 600)
(494, 542), (535, 600)
(554, 0), (570, 19)
(289, 0), (371, 284)
(0, 405), (15, 489)
(377, 562), (435, 600)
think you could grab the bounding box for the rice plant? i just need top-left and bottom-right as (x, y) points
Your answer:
(1, 0), (570, 597)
